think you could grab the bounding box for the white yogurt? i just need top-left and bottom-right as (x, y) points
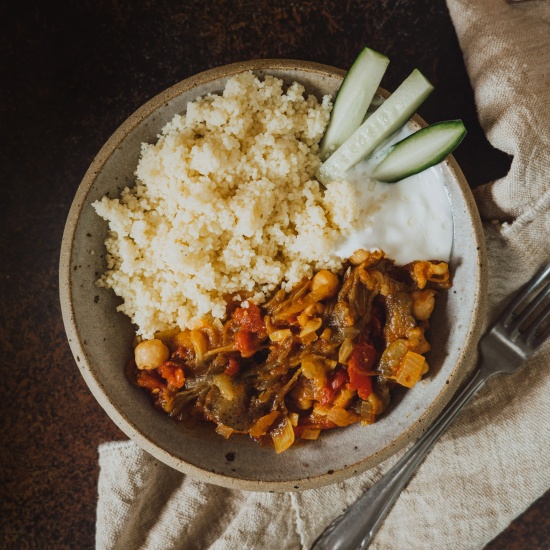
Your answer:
(334, 125), (453, 265)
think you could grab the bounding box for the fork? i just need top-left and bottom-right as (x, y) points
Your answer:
(312, 262), (550, 550)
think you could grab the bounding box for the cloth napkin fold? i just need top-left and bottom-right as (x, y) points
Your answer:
(96, 1), (550, 548)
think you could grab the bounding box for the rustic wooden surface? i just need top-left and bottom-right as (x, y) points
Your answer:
(0, 1), (547, 548)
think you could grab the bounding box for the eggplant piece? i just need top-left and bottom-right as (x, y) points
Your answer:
(203, 383), (251, 431)
(384, 291), (416, 343)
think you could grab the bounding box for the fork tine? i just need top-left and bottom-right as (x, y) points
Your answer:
(501, 262), (550, 328)
(526, 300), (550, 347)
(508, 279), (550, 334)
(532, 323), (550, 349)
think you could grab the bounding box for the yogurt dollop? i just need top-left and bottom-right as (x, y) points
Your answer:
(334, 125), (453, 265)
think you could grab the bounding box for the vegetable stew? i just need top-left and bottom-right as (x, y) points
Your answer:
(127, 250), (451, 453)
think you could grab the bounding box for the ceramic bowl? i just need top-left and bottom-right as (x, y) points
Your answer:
(59, 59), (487, 491)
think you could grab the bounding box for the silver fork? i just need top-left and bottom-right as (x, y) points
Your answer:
(312, 262), (550, 550)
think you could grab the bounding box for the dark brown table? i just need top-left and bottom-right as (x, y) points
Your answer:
(1, 1), (548, 548)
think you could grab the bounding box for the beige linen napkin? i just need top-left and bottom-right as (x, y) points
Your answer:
(96, 1), (550, 548)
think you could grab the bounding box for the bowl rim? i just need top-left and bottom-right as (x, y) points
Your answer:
(59, 59), (487, 492)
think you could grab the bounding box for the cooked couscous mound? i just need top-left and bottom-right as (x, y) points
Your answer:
(93, 72), (359, 337)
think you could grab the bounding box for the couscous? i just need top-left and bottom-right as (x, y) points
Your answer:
(93, 72), (360, 338)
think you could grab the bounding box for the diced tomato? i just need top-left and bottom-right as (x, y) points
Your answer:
(320, 387), (333, 406)
(234, 329), (263, 358)
(347, 342), (376, 400)
(347, 367), (373, 400)
(157, 361), (185, 389)
(235, 330), (250, 349)
(233, 303), (266, 333)
(320, 368), (349, 405)
(330, 368), (349, 391)
(293, 425), (305, 438)
(137, 372), (166, 392)
(235, 330), (252, 354)
(348, 341), (377, 372)
(224, 357), (240, 376)
(233, 304), (266, 357)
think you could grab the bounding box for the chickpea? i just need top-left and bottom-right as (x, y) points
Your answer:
(430, 262), (449, 276)
(134, 338), (170, 370)
(411, 289), (436, 320)
(311, 269), (339, 299)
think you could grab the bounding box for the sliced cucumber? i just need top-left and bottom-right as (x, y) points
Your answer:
(372, 120), (467, 183)
(317, 69), (434, 186)
(319, 47), (389, 160)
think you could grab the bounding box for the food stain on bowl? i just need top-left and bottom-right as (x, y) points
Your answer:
(59, 58), (486, 491)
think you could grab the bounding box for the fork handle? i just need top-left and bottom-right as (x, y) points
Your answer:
(311, 367), (489, 550)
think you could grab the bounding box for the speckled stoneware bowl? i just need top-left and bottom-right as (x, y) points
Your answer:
(59, 59), (487, 492)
